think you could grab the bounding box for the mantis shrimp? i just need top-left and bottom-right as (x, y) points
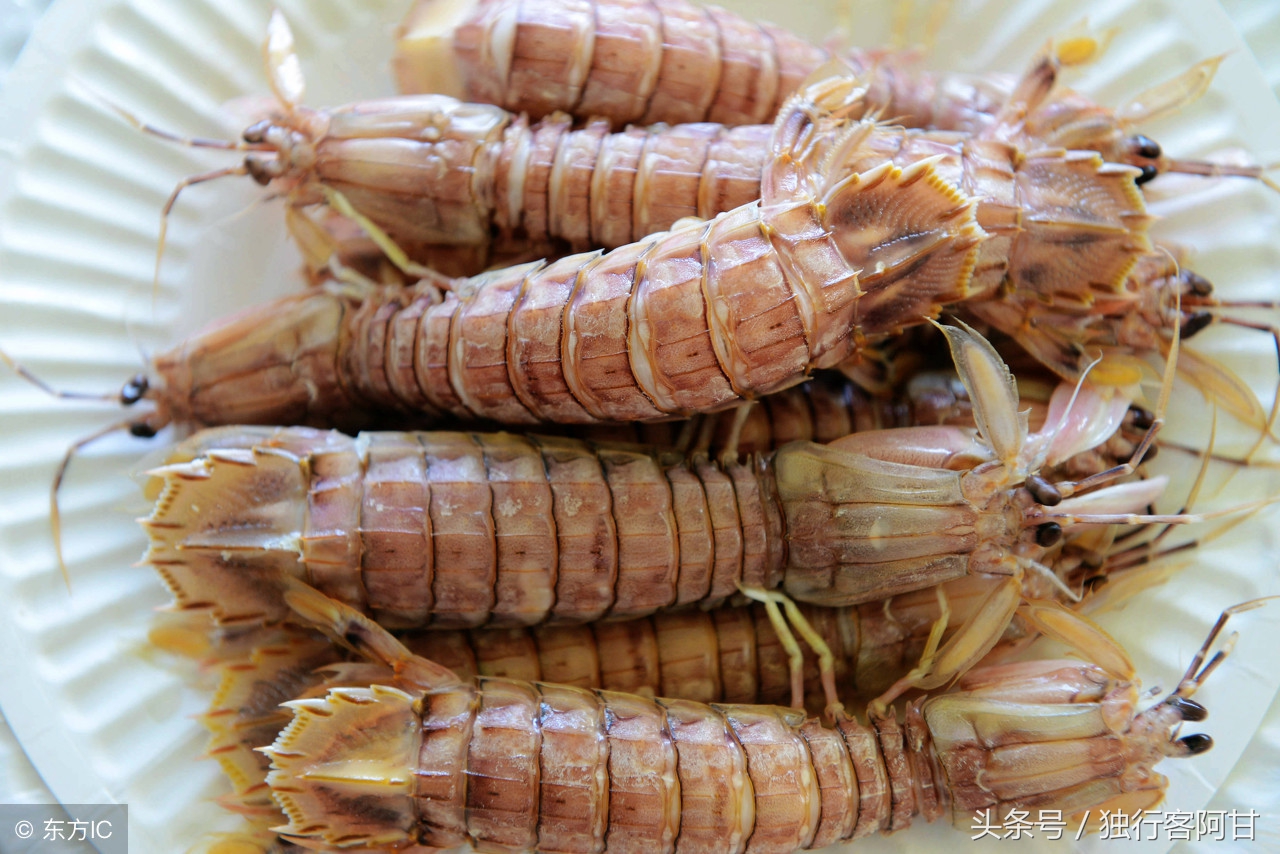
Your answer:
(146, 322), (1228, 713)
(176, 17), (1153, 302)
(198, 529), (1199, 824)
(394, 0), (1271, 190)
(257, 582), (1243, 852)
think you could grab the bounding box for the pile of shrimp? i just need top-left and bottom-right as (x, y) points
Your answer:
(21, 1), (1280, 852)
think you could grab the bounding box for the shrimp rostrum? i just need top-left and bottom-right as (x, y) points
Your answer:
(259, 583), (1238, 852)
(145, 323), (1217, 708)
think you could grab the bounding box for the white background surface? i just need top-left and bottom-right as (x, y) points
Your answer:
(0, 1), (1278, 852)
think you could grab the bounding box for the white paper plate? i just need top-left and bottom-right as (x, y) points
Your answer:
(1, 1), (1279, 852)
(1219, 0), (1280, 105)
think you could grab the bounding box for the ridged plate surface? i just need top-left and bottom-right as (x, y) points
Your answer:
(1220, 0), (1280, 103)
(0, 1), (1278, 852)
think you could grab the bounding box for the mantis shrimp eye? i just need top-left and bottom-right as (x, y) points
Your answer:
(245, 154), (278, 186)
(1136, 164), (1159, 185)
(1179, 733), (1214, 755)
(1035, 522), (1063, 547)
(120, 373), (149, 406)
(1167, 696), (1208, 722)
(243, 120), (271, 144)
(1130, 134), (1162, 160)
(1130, 407), (1156, 430)
(1026, 474), (1062, 506)
(1182, 311), (1214, 338)
(129, 422), (159, 439)
(1186, 271), (1214, 297)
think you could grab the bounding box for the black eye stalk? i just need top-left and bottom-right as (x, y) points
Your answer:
(243, 121), (270, 144)
(1166, 695), (1208, 722)
(245, 155), (279, 186)
(1178, 733), (1214, 755)
(1130, 407), (1156, 431)
(1131, 135), (1163, 161)
(1128, 135), (1163, 185)
(1185, 271), (1214, 298)
(1035, 522), (1063, 547)
(1181, 312), (1214, 338)
(1026, 474), (1063, 506)
(120, 373), (149, 405)
(120, 375), (156, 438)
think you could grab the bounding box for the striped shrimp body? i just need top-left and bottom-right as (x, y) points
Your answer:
(270, 81), (1153, 284)
(395, 0), (1267, 187)
(231, 33), (1157, 308)
(194, 590), (1016, 821)
(395, 0), (829, 129)
(143, 260), (1160, 463)
(399, 586), (1039, 710)
(207, 558), (1167, 745)
(577, 356), (1148, 467)
(145, 323), (1199, 705)
(260, 584), (1231, 852)
(390, 0), (1057, 131)
(149, 10), (779, 281)
(283, 98), (775, 262)
(569, 365), (983, 459)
